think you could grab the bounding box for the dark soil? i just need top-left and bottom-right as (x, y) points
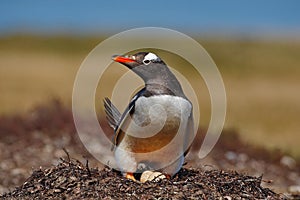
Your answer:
(0, 100), (299, 199)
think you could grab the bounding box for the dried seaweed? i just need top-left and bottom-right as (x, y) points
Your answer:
(1, 158), (285, 200)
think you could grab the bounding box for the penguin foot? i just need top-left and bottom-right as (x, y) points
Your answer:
(140, 171), (167, 183)
(125, 172), (137, 181)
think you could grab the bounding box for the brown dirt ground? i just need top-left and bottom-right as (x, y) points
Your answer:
(0, 100), (299, 199)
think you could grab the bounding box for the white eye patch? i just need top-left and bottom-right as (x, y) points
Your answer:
(143, 52), (160, 64)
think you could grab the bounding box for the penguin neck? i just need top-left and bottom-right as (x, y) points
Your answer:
(144, 77), (184, 97)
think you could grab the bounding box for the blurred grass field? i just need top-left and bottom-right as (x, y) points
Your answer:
(0, 35), (299, 158)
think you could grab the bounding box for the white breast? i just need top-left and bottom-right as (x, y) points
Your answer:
(127, 95), (192, 138)
(135, 95), (192, 119)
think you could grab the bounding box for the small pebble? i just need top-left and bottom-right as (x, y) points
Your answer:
(288, 185), (300, 194)
(280, 156), (296, 169)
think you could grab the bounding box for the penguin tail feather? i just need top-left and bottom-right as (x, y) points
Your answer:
(103, 97), (121, 130)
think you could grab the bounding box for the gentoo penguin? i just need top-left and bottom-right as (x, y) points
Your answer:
(104, 52), (194, 182)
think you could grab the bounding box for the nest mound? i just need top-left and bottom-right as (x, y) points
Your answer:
(1, 158), (284, 200)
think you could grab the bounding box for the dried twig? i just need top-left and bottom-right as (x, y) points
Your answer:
(62, 148), (70, 162)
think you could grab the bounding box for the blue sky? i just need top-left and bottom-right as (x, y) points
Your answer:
(1, 0), (299, 37)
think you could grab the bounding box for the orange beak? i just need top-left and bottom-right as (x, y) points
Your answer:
(112, 55), (136, 64)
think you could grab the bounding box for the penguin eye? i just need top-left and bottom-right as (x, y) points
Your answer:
(143, 59), (151, 65)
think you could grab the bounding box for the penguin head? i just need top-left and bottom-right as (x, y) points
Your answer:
(112, 52), (167, 81)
